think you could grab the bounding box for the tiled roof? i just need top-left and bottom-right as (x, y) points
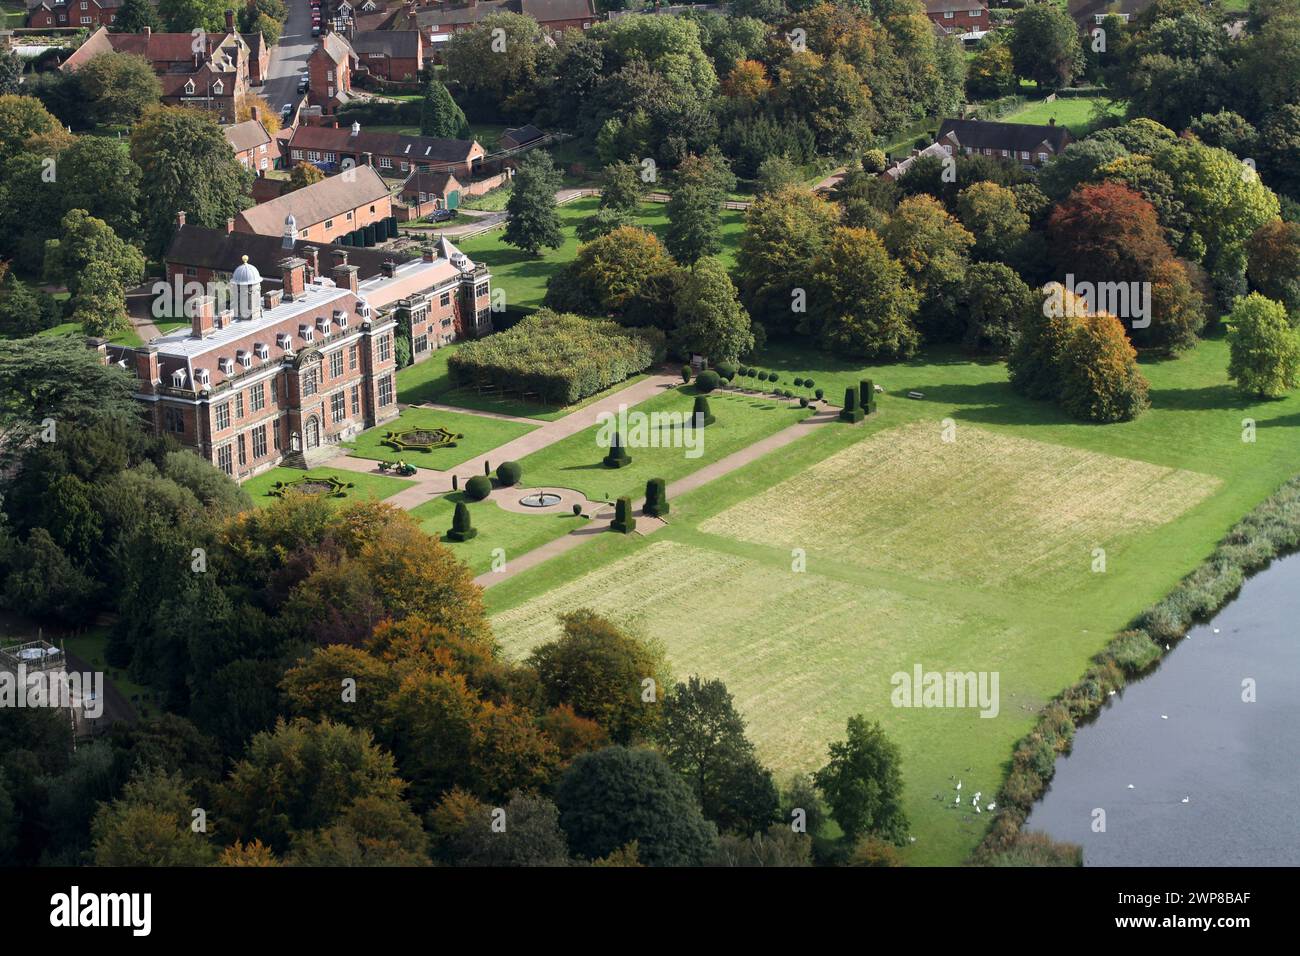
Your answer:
(237, 165), (392, 233)
(166, 223), (417, 281)
(937, 118), (1072, 155)
(349, 29), (422, 58)
(289, 124), (481, 164)
(225, 120), (273, 154)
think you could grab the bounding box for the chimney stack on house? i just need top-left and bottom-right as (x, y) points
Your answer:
(280, 257), (307, 300)
(225, 8), (235, 33)
(332, 249), (349, 269)
(381, 259), (397, 278)
(176, 210), (187, 227)
(226, 218), (235, 235)
(190, 295), (216, 339)
(134, 347), (160, 392)
(263, 288), (284, 311)
(332, 261), (359, 294)
(303, 246), (320, 282)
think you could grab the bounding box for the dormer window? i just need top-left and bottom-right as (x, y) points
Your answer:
(184, 79), (195, 95)
(171, 368), (188, 388)
(333, 309), (348, 329)
(212, 80), (224, 95)
(218, 357), (235, 374)
(316, 316), (329, 334)
(238, 350), (252, 368)
(255, 343), (269, 360)
(195, 368), (211, 387)
(356, 302), (372, 321)
(277, 332), (293, 350)
(300, 324), (314, 342)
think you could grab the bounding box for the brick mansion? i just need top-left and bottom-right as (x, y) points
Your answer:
(101, 233), (492, 482)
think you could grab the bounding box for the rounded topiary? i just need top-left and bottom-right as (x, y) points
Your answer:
(805, 378), (815, 389)
(714, 360), (737, 380)
(793, 377), (804, 387)
(695, 369), (721, 393)
(800, 396), (809, 407)
(815, 387), (824, 400)
(746, 368), (757, 378)
(738, 365), (750, 377)
(680, 365), (692, 383)
(572, 503), (583, 517)
(497, 460), (523, 486)
(603, 430), (633, 468)
(611, 495), (637, 533)
(446, 501), (478, 541)
(465, 475), (492, 500)
(644, 477), (669, 517)
(692, 395), (715, 426)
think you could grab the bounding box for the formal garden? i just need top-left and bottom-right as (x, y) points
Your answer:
(242, 466), (414, 507)
(342, 405), (537, 469)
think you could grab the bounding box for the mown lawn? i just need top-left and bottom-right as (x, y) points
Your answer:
(410, 491), (588, 577)
(395, 343), (652, 421)
(242, 466), (413, 507)
(455, 197), (746, 312)
(510, 382), (813, 502)
(1002, 95), (1123, 136)
(484, 335), (1300, 865)
(341, 405), (536, 469)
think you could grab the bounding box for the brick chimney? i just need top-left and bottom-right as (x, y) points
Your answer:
(381, 259), (397, 278)
(225, 8), (234, 33)
(134, 347), (160, 391)
(264, 288), (284, 310)
(332, 262), (359, 294)
(303, 246), (320, 281)
(176, 210), (187, 227)
(190, 295), (216, 338)
(331, 249), (349, 269)
(281, 257), (307, 300)
(226, 217), (235, 235)
(251, 105), (260, 122)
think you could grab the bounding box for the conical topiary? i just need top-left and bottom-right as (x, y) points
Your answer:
(603, 430), (632, 468)
(611, 495), (636, 533)
(839, 385), (864, 423)
(446, 501), (477, 541)
(451, 474), (459, 491)
(644, 477), (669, 517)
(691, 395), (715, 427)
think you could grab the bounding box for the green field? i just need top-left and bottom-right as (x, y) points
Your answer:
(511, 383), (814, 502)
(484, 334), (1300, 864)
(410, 492), (588, 577)
(455, 197), (746, 312)
(342, 405), (537, 469)
(1002, 95), (1123, 136)
(396, 343), (651, 422)
(242, 466), (413, 507)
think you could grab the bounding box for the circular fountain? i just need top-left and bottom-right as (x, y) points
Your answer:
(519, 490), (562, 508)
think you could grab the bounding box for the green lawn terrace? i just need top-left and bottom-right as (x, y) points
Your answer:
(453, 196), (746, 312)
(242, 466), (415, 508)
(410, 491), (588, 578)
(483, 333), (1300, 865)
(396, 342), (652, 422)
(510, 383), (815, 503)
(341, 404), (538, 469)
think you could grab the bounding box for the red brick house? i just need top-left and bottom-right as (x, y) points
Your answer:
(289, 122), (485, 180)
(936, 118), (1073, 167)
(102, 255), (401, 478)
(107, 235), (493, 479)
(923, 0), (989, 34)
(349, 30), (423, 81)
(399, 169), (462, 212)
(235, 164), (394, 244)
(59, 20), (258, 125)
(412, 0), (598, 40)
(26, 0), (121, 29)
(225, 115), (274, 172)
(1068, 0), (1153, 30)
(307, 31), (357, 113)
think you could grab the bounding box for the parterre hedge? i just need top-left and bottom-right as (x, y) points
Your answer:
(447, 310), (665, 406)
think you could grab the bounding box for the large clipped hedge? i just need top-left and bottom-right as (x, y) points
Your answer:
(447, 310), (666, 406)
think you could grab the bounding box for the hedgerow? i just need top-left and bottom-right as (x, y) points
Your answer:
(447, 309), (665, 405)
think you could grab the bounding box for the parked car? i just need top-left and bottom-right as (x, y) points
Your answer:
(297, 76), (310, 93)
(431, 209), (454, 222)
(311, 24), (321, 36)
(281, 103), (293, 121)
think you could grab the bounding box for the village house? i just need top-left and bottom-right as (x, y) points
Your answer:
(411, 0), (598, 41)
(104, 236), (493, 479)
(288, 122), (485, 180)
(936, 117), (1073, 167)
(922, 0), (989, 34)
(26, 0), (120, 29)
(306, 31), (357, 113)
(225, 114), (274, 172)
(59, 18), (258, 124)
(1068, 0), (1153, 29)
(234, 164), (394, 244)
(882, 141), (951, 180)
(500, 125), (545, 151)
(348, 29), (423, 81)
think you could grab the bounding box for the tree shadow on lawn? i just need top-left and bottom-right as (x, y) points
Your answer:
(1148, 384), (1257, 413)
(901, 381), (1078, 427)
